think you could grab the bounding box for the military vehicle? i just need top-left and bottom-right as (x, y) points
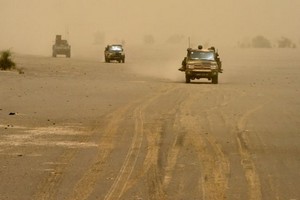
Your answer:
(179, 46), (222, 84)
(52, 35), (71, 58)
(104, 44), (125, 63)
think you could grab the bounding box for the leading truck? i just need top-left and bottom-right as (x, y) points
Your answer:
(179, 45), (223, 84)
(52, 35), (71, 58)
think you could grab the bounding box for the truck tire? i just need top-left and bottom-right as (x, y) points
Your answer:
(52, 51), (56, 57)
(212, 76), (218, 84)
(185, 74), (191, 83)
(122, 58), (125, 63)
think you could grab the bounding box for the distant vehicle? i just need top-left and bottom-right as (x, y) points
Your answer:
(52, 35), (71, 58)
(104, 44), (125, 63)
(179, 46), (223, 84)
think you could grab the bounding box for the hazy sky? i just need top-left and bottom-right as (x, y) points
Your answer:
(0, 0), (299, 55)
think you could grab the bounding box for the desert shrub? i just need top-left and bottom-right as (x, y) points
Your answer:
(252, 35), (272, 48)
(0, 50), (16, 70)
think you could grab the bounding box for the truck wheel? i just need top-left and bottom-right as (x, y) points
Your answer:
(185, 75), (190, 83)
(122, 58), (125, 63)
(52, 52), (56, 57)
(212, 76), (218, 84)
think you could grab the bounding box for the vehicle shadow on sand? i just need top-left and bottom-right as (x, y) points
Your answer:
(173, 81), (213, 84)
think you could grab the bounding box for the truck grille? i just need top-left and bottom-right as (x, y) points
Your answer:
(194, 65), (211, 69)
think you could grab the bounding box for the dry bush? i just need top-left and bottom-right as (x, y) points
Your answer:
(0, 50), (16, 70)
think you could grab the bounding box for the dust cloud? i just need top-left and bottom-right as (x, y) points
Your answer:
(0, 0), (299, 57)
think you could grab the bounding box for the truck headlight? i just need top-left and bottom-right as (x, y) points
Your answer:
(211, 65), (218, 70)
(187, 65), (194, 69)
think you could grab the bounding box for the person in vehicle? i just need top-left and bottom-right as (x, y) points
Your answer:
(208, 46), (222, 73)
(179, 48), (192, 71)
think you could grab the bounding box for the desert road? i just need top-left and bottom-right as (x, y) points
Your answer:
(0, 48), (299, 200)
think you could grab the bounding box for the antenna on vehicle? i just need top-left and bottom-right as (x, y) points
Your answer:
(65, 25), (69, 40)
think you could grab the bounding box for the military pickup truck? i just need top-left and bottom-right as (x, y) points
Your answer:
(179, 46), (222, 84)
(104, 44), (125, 63)
(52, 35), (71, 58)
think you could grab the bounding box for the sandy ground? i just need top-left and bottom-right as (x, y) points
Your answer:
(0, 47), (300, 200)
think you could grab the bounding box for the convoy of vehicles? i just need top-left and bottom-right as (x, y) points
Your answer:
(52, 35), (71, 58)
(179, 46), (223, 84)
(51, 36), (223, 83)
(104, 44), (125, 63)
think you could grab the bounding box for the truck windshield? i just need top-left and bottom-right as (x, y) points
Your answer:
(189, 51), (215, 61)
(60, 40), (68, 45)
(109, 46), (123, 51)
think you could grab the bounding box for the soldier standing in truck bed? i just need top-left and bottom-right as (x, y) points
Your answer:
(179, 48), (191, 71)
(209, 46), (223, 73)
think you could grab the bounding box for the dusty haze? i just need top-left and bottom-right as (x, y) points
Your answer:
(1, 1), (300, 199)
(0, 0), (299, 56)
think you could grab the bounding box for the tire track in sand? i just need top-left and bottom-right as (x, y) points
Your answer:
(103, 106), (144, 200)
(183, 90), (230, 200)
(68, 85), (177, 200)
(104, 86), (182, 200)
(65, 104), (132, 200)
(236, 105), (263, 200)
